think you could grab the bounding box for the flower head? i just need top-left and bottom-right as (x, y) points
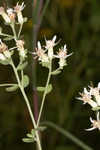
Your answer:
(16, 40), (27, 58)
(45, 35), (57, 50)
(0, 7), (5, 15)
(7, 8), (15, 21)
(54, 45), (73, 69)
(77, 88), (98, 108)
(86, 112), (100, 131)
(77, 82), (100, 108)
(89, 83), (100, 106)
(0, 7), (11, 23)
(34, 41), (49, 63)
(14, 2), (25, 13)
(14, 2), (25, 24)
(0, 39), (8, 52)
(0, 39), (11, 59)
(56, 45), (73, 59)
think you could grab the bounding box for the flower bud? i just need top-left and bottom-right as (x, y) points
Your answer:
(14, 2), (25, 24)
(0, 7), (11, 23)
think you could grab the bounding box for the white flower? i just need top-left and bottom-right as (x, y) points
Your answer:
(35, 41), (49, 63)
(45, 35), (57, 59)
(77, 88), (98, 108)
(55, 45), (73, 59)
(89, 83), (100, 106)
(45, 35), (57, 50)
(54, 44), (73, 69)
(7, 8), (15, 21)
(86, 112), (100, 131)
(0, 7), (11, 23)
(14, 2), (25, 24)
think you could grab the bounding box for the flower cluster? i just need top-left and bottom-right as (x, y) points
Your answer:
(78, 82), (100, 108)
(0, 2), (26, 24)
(34, 36), (72, 69)
(0, 39), (12, 61)
(77, 82), (100, 131)
(0, 2), (27, 65)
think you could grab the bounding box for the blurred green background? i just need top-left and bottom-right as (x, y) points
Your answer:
(0, 0), (100, 150)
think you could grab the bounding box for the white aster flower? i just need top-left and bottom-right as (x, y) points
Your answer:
(86, 112), (100, 131)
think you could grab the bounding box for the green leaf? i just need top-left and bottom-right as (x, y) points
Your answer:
(22, 138), (35, 143)
(51, 70), (61, 75)
(0, 60), (10, 65)
(6, 84), (19, 92)
(22, 75), (29, 88)
(4, 36), (14, 41)
(37, 84), (52, 94)
(26, 133), (33, 138)
(17, 61), (28, 70)
(31, 129), (35, 135)
(37, 86), (45, 92)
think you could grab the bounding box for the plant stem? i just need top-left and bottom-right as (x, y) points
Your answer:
(18, 24), (23, 38)
(10, 59), (42, 150)
(0, 83), (17, 87)
(10, 23), (17, 41)
(41, 121), (93, 150)
(37, 60), (52, 126)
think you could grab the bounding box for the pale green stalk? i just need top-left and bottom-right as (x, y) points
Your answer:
(18, 24), (23, 38)
(10, 23), (17, 41)
(37, 60), (52, 126)
(10, 59), (42, 150)
(0, 33), (13, 38)
(0, 83), (17, 87)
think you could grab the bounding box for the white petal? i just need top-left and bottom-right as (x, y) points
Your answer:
(90, 117), (94, 123)
(63, 44), (67, 51)
(85, 127), (96, 131)
(37, 41), (41, 49)
(52, 35), (56, 42)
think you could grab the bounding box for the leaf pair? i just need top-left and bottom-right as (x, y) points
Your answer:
(37, 84), (52, 94)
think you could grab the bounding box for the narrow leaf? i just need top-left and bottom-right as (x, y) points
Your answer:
(26, 133), (33, 138)
(6, 84), (19, 92)
(4, 36), (14, 41)
(37, 86), (45, 92)
(37, 84), (52, 94)
(22, 138), (35, 143)
(51, 70), (61, 75)
(17, 61), (28, 70)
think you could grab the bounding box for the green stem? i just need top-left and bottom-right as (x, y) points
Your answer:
(0, 33), (13, 37)
(18, 24), (23, 38)
(10, 59), (42, 150)
(10, 23), (17, 41)
(41, 121), (93, 150)
(0, 83), (17, 87)
(37, 60), (52, 126)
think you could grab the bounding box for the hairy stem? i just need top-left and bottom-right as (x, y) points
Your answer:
(37, 60), (52, 126)
(10, 59), (42, 150)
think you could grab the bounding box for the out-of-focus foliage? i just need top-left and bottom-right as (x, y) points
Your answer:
(0, 0), (100, 150)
